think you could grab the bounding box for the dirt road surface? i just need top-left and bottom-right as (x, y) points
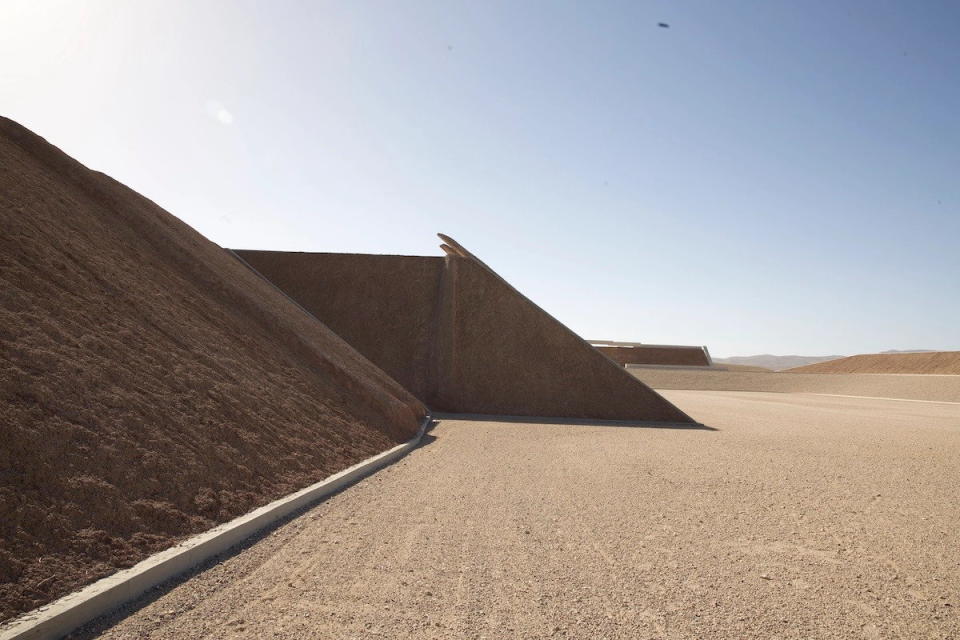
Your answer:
(78, 391), (960, 639)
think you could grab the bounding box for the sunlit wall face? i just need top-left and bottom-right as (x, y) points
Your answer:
(2, 0), (958, 357)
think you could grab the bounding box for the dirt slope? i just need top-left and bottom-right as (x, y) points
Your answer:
(788, 351), (960, 374)
(0, 117), (425, 622)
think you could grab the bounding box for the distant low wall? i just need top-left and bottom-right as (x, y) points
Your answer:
(628, 368), (960, 403)
(596, 345), (710, 367)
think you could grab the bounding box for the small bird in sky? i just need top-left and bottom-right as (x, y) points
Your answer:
(658, 22), (670, 28)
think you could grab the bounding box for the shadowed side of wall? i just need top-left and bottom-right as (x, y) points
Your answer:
(233, 251), (444, 401)
(234, 249), (694, 424)
(436, 257), (694, 422)
(596, 345), (711, 367)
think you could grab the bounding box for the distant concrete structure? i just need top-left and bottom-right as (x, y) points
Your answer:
(590, 341), (714, 368)
(233, 236), (695, 424)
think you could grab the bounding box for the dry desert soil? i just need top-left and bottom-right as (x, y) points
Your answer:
(0, 116), (423, 622)
(68, 390), (960, 640)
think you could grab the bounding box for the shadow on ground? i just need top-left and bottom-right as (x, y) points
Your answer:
(432, 412), (717, 431)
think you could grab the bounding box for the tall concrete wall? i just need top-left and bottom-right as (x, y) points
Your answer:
(234, 248), (694, 423)
(233, 251), (443, 401)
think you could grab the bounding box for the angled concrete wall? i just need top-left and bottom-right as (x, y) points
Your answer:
(234, 247), (694, 424)
(434, 256), (693, 422)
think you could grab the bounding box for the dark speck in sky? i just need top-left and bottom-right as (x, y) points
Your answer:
(658, 22), (670, 28)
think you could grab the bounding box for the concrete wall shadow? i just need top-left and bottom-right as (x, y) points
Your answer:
(432, 412), (718, 431)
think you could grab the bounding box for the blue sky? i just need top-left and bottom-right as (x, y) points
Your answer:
(2, 0), (958, 357)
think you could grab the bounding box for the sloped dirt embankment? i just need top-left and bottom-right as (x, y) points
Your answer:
(0, 117), (425, 622)
(788, 351), (960, 375)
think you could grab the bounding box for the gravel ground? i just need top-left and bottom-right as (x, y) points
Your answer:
(78, 391), (960, 639)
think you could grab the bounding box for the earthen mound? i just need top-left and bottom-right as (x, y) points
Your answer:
(787, 351), (960, 375)
(0, 117), (425, 622)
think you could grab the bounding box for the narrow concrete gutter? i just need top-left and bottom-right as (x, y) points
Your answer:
(0, 415), (431, 640)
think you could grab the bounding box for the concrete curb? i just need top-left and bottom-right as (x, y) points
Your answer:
(0, 415), (431, 640)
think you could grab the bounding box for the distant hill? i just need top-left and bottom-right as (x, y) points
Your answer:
(714, 354), (845, 371)
(788, 351), (960, 375)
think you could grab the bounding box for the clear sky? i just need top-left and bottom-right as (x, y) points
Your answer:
(2, 0), (958, 357)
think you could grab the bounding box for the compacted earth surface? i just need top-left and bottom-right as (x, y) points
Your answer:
(65, 391), (960, 639)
